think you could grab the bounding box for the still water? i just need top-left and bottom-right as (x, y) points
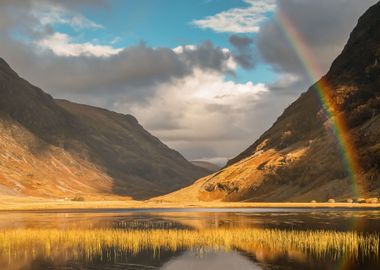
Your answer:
(0, 208), (379, 270)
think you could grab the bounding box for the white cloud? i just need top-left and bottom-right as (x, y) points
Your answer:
(189, 71), (267, 106)
(119, 69), (268, 160)
(192, 0), (276, 33)
(16, 1), (121, 58)
(173, 45), (197, 54)
(36, 32), (122, 57)
(272, 73), (301, 88)
(0, 0), (286, 163)
(33, 4), (103, 30)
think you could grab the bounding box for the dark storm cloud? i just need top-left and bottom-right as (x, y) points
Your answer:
(0, 0), (235, 102)
(0, 41), (233, 102)
(229, 35), (253, 51)
(257, 0), (378, 77)
(229, 35), (255, 69)
(179, 41), (233, 73)
(0, 0), (378, 163)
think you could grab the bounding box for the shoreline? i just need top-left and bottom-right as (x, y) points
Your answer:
(1, 197), (380, 211)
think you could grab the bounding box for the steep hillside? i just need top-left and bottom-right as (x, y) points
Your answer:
(160, 2), (380, 202)
(0, 58), (207, 199)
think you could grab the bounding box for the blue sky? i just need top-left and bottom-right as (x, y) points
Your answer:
(82, 0), (248, 47)
(53, 0), (276, 84)
(1, 0), (375, 164)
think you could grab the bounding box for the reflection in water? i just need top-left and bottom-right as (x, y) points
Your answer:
(0, 208), (380, 270)
(1, 228), (379, 269)
(161, 250), (262, 270)
(1, 208), (380, 231)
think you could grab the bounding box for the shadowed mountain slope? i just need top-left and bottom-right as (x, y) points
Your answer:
(160, 2), (380, 202)
(0, 58), (207, 199)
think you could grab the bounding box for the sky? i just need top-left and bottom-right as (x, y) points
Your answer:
(0, 0), (377, 166)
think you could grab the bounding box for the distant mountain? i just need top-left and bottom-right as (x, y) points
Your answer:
(0, 58), (208, 199)
(160, 2), (380, 202)
(191, 161), (221, 173)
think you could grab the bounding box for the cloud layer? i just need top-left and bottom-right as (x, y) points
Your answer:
(0, 0), (266, 163)
(36, 32), (122, 57)
(229, 35), (255, 69)
(257, 0), (377, 78)
(0, 0), (378, 165)
(192, 0), (276, 33)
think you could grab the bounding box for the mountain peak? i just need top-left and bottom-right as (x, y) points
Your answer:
(0, 57), (208, 199)
(0, 57), (18, 77)
(161, 2), (380, 203)
(328, 1), (380, 83)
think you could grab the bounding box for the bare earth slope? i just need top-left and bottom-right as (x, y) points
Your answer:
(0, 58), (207, 199)
(161, 2), (380, 202)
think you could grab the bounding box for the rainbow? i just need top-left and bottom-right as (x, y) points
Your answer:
(275, 9), (366, 197)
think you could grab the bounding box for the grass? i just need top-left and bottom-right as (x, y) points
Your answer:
(1, 196), (380, 211)
(0, 228), (378, 263)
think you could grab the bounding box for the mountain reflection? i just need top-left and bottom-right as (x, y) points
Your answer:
(0, 209), (380, 270)
(161, 251), (263, 270)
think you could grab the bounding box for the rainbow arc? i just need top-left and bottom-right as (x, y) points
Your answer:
(276, 10), (366, 197)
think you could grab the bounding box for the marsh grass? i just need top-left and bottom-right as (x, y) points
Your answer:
(0, 228), (378, 263)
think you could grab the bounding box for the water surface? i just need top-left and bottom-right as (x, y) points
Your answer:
(0, 208), (379, 270)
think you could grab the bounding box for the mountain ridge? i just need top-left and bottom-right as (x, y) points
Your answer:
(0, 57), (208, 199)
(159, 2), (380, 202)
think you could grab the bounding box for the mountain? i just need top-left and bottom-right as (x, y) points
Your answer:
(0, 58), (208, 199)
(160, 2), (380, 202)
(191, 161), (221, 173)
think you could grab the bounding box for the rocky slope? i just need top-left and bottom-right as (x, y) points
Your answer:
(161, 2), (380, 202)
(0, 58), (207, 199)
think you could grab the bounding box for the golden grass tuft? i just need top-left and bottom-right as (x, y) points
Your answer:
(0, 228), (378, 263)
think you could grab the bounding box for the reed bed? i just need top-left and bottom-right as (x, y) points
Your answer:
(0, 228), (378, 263)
